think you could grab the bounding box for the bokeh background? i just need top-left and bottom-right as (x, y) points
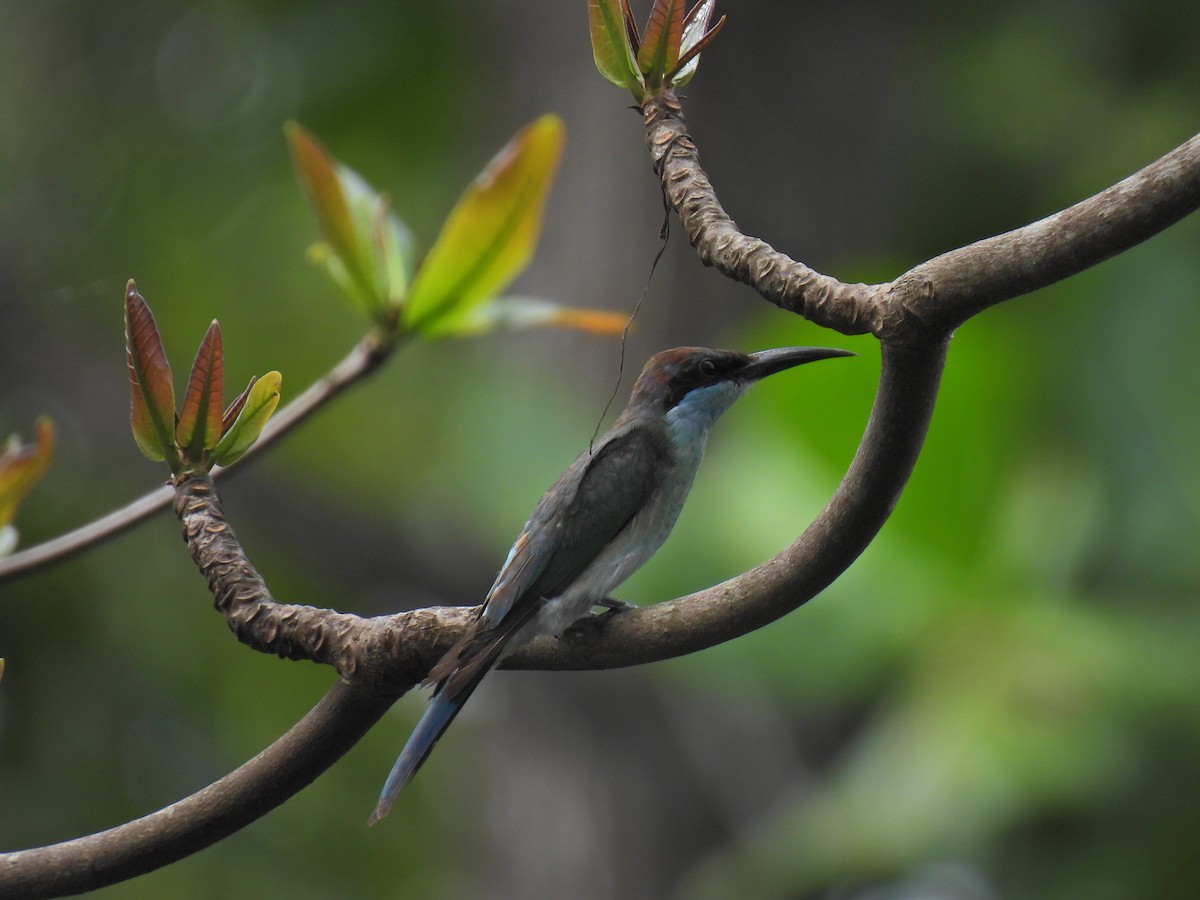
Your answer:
(2, 2), (1199, 898)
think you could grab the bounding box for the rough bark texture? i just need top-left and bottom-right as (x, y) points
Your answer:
(642, 91), (885, 337)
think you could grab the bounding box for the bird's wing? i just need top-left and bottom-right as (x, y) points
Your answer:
(425, 423), (669, 691)
(485, 421), (669, 622)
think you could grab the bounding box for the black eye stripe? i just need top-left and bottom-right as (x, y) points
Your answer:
(657, 350), (749, 409)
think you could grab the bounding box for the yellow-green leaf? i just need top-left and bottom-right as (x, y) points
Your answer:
(589, 0), (644, 95)
(210, 371), (282, 466)
(375, 195), (413, 306)
(442, 296), (629, 338)
(0, 417), (54, 529)
(124, 281), (179, 467)
(176, 320), (225, 457)
(404, 115), (566, 336)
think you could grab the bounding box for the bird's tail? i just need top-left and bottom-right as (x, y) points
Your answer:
(368, 688), (468, 825)
(370, 605), (541, 824)
(369, 622), (519, 824)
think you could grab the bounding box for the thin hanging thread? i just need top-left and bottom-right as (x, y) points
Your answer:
(589, 200), (672, 455)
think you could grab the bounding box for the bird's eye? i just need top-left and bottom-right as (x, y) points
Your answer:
(698, 358), (718, 377)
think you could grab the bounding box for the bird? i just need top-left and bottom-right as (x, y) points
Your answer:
(369, 344), (853, 823)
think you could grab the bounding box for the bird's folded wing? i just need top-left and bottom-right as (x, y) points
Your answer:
(427, 424), (669, 695)
(481, 422), (669, 625)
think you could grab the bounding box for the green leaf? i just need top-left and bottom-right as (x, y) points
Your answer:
(124, 281), (179, 467)
(210, 371), (282, 466)
(637, 0), (685, 88)
(443, 296), (629, 338)
(672, 2), (725, 86)
(287, 122), (414, 318)
(374, 193), (415, 307)
(0, 417), (54, 529)
(341, 164), (416, 309)
(589, 0), (644, 95)
(305, 243), (364, 308)
(405, 115), (566, 337)
(176, 320), (225, 458)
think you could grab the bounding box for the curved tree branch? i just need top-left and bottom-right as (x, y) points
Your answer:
(641, 91), (1200, 343)
(170, 471), (470, 693)
(900, 130), (1200, 329)
(642, 92), (884, 337)
(506, 338), (946, 669)
(0, 680), (394, 899)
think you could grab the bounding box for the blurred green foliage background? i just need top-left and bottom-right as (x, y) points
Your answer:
(2, 2), (1199, 898)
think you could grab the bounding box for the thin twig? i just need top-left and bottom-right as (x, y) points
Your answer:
(0, 333), (397, 584)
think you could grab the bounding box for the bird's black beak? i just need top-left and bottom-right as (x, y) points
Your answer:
(740, 346), (855, 381)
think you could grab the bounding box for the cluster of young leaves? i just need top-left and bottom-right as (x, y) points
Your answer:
(589, 0), (724, 101)
(0, 417), (54, 558)
(125, 281), (281, 474)
(287, 115), (626, 340)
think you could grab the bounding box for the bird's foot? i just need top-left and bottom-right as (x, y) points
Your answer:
(562, 598), (636, 643)
(593, 596), (637, 613)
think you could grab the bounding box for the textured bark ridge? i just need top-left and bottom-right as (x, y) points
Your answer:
(642, 91), (883, 337)
(173, 472), (370, 677)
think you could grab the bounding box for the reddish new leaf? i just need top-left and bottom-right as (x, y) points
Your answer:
(124, 280), (178, 465)
(222, 375), (257, 435)
(176, 320), (225, 457)
(637, 0), (685, 88)
(622, 0), (640, 54)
